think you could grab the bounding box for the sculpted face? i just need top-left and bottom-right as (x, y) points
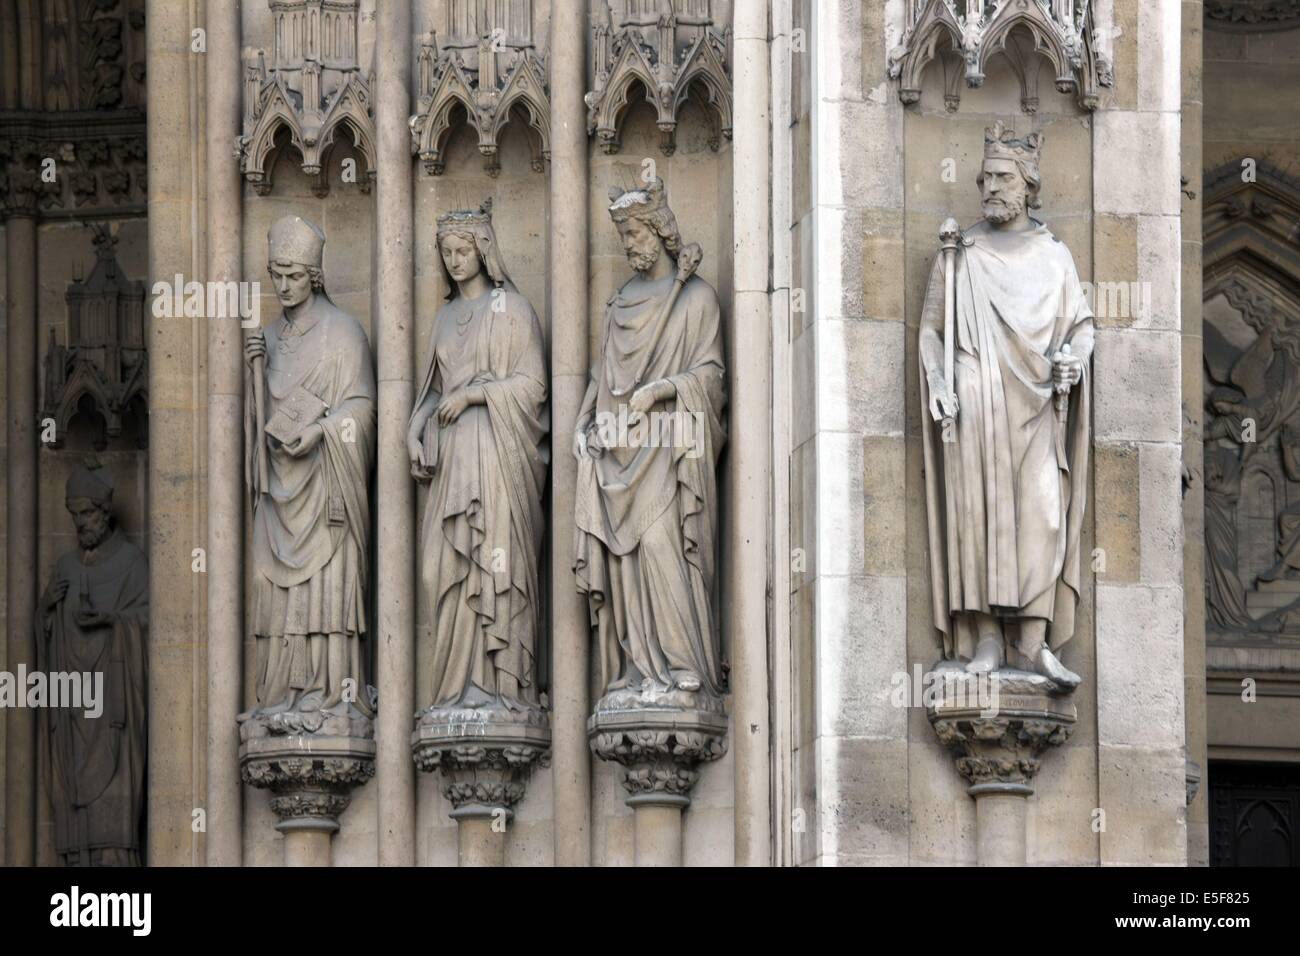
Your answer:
(980, 157), (1029, 226)
(68, 497), (111, 550)
(439, 233), (482, 285)
(617, 217), (663, 274)
(268, 260), (313, 309)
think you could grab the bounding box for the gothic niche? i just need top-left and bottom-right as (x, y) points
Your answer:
(888, 0), (1113, 113)
(237, 0), (377, 197)
(409, 0), (551, 177)
(1203, 160), (1300, 644)
(41, 224), (148, 450)
(586, 0), (733, 156)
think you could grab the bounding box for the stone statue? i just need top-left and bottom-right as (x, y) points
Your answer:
(36, 459), (148, 866)
(407, 200), (549, 712)
(574, 177), (727, 710)
(919, 122), (1093, 690)
(241, 214), (376, 728)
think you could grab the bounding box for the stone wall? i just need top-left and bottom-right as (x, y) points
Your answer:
(786, 0), (1188, 866)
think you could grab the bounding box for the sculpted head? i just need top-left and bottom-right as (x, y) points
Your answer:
(267, 215), (326, 309)
(608, 178), (682, 274)
(66, 459), (114, 550)
(976, 122), (1042, 228)
(436, 200), (512, 299)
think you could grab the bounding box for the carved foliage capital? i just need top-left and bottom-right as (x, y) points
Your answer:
(930, 693), (1075, 793)
(589, 708), (728, 802)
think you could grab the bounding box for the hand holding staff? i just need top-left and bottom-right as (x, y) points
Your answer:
(245, 329), (270, 492)
(936, 218), (962, 428)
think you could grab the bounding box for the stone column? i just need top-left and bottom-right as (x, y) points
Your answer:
(1092, 0), (1188, 865)
(413, 717), (550, 868)
(730, 0), (773, 868)
(145, 0), (202, 866)
(1180, 0), (1209, 868)
(928, 675), (1076, 867)
(241, 734), (376, 868)
(373, 0), (416, 866)
(204, 0), (243, 868)
(548, 0), (592, 868)
(3, 203), (37, 867)
(590, 709), (728, 867)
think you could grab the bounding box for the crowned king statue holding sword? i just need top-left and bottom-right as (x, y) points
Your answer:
(920, 122), (1094, 691)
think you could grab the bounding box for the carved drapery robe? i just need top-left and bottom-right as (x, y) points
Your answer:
(245, 300), (376, 715)
(412, 288), (549, 708)
(36, 531), (148, 866)
(574, 274), (727, 697)
(920, 220), (1094, 658)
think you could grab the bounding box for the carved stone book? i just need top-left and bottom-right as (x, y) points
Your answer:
(421, 417), (439, 471)
(264, 385), (328, 445)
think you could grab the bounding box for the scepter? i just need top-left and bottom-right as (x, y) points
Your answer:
(939, 218), (961, 429)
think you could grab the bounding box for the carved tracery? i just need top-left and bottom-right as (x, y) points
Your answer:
(409, 1), (550, 177)
(237, 0), (377, 197)
(585, 0), (733, 156)
(888, 0), (1113, 113)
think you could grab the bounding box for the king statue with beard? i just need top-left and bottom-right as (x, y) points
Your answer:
(36, 459), (148, 866)
(920, 123), (1094, 690)
(574, 177), (727, 710)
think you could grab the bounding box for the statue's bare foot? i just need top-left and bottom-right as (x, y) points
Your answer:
(297, 691), (324, 713)
(965, 637), (1002, 674)
(255, 700), (293, 717)
(675, 673), (701, 692)
(1035, 646), (1081, 690)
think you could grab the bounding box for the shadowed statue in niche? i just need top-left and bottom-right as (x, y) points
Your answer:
(407, 200), (549, 713)
(919, 123), (1093, 691)
(36, 458), (148, 866)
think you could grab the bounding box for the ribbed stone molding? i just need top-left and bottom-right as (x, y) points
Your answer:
(589, 693), (728, 867)
(237, 0), (376, 196)
(585, 0), (733, 156)
(888, 0), (1113, 113)
(928, 669), (1076, 866)
(1205, 0), (1300, 31)
(239, 714), (376, 867)
(411, 707), (550, 867)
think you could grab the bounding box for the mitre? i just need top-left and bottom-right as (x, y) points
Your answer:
(267, 214), (325, 268)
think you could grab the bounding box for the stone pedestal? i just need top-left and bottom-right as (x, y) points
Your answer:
(589, 691), (729, 867)
(411, 706), (550, 867)
(239, 712), (376, 868)
(927, 669), (1075, 867)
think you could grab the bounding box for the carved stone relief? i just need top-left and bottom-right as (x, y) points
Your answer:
(888, 0), (1113, 112)
(36, 459), (149, 866)
(41, 224), (148, 449)
(237, 0), (377, 197)
(409, 1), (551, 177)
(1203, 160), (1300, 651)
(585, 0), (733, 156)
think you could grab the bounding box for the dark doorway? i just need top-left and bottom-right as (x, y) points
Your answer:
(1210, 761), (1300, 866)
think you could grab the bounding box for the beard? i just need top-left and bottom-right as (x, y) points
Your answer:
(76, 516), (111, 550)
(982, 194), (1025, 224)
(626, 244), (661, 273)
